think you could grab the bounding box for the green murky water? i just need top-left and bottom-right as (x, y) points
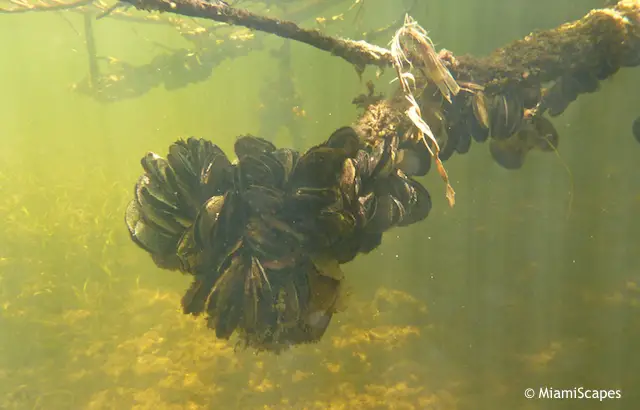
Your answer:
(1, 1), (639, 409)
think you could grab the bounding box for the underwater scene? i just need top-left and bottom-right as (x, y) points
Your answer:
(1, 0), (640, 409)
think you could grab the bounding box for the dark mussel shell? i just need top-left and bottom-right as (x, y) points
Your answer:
(193, 195), (226, 249)
(234, 135), (276, 159)
(181, 274), (218, 315)
(200, 149), (233, 197)
(394, 148), (430, 177)
(236, 257), (338, 352)
(461, 91), (490, 143)
(271, 148), (300, 183)
(380, 171), (432, 228)
(140, 152), (171, 186)
(288, 146), (349, 190)
(236, 151), (286, 189)
(245, 216), (301, 262)
(325, 231), (362, 264)
(489, 134), (528, 170)
(386, 171), (417, 210)
(354, 148), (375, 181)
(168, 138), (225, 189)
(531, 116), (560, 152)
(365, 134), (399, 181)
(125, 200), (181, 256)
(204, 191), (246, 272)
(134, 175), (188, 235)
(466, 110), (490, 143)
(522, 86), (542, 109)
(288, 186), (342, 215)
(242, 185), (285, 215)
(312, 209), (358, 249)
(165, 138), (233, 211)
(176, 226), (204, 275)
(363, 193), (406, 233)
(595, 58), (619, 80)
(633, 116), (640, 143)
(257, 262), (314, 344)
(358, 192), (377, 224)
(455, 128), (472, 154)
(396, 138), (431, 176)
(489, 90), (524, 140)
(338, 158), (360, 203)
(572, 71), (599, 94)
(302, 262), (341, 334)
(397, 177), (432, 227)
(324, 126), (361, 157)
(540, 75), (587, 118)
(540, 81), (568, 117)
(241, 256), (278, 341)
(358, 232), (383, 254)
(439, 121), (463, 161)
(205, 252), (246, 339)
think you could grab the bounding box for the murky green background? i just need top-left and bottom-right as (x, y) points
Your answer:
(1, 0), (639, 409)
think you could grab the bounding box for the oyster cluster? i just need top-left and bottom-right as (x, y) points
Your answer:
(125, 127), (431, 352)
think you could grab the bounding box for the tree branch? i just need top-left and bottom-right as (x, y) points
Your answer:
(121, 0), (393, 71)
(119, 0), (640, 92)
(0, 0), (93, 14)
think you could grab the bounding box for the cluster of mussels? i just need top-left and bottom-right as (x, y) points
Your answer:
(125, 127), (431, 352)
(415, 81), (562, 170)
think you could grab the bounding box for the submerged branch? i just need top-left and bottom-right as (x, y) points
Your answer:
(0, 0), (93, 14)
(119, 0), (640, 92)
(121, 0), (393, 71)
(451, 0), (640, 92)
